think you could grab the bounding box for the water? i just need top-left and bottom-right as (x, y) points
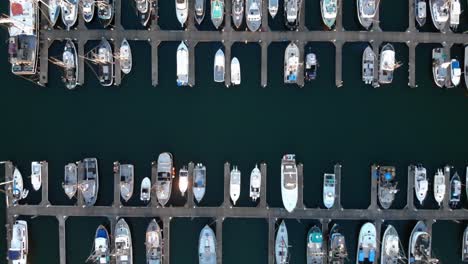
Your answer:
(1, 0), (468, 263)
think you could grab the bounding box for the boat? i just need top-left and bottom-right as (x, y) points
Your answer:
(284, 0), (299, 30)
(429, 0), (449, 31)
(414, 164), (428, 205)
(140, 177), (151, 202)
(377, 166), (398, 210)
(323, 173), (335, 209)
(80, 158), (99, 207)
(231, 57), (241, 85)
(432, 47), (448, 88)
(449, 0), (460, 30)
(450, 172), (461, 209)
(118, 163), (134, 202)
(356, 222), (377, 264)
(97, 0), (114, 28)
(115, 218), (132, 264)
(155, 152), (174, 207)
(97, 38), (114, 87)
(193, 163), (207, 203)
(120, 39), (132, 74)
(88, 225), (110, 264)
(409, 221), (438, 264)
(199, 225), (216, 264)
(178, 166), (189, 197)
(246, 0), (262, 32)
(357, 0), (377, 30)
(195, 0), (206, 25)
(8, 220), (28, 264)
(320, 0), (337, 29)
(30, 161), (42, 191)
(305, 51), (318, 81)
(378, 43), (396, 84)
(12, 167), (29, 203)
(232, 0), (244, 29)
(381, 225), (401, 264)
(433, 169), (445, 207)
(63, 163), (78, 199)
(465, 46), (468, 90)
(177, 41), (189, 86)
(47, 0), (61, 26)
(211, 0), (225, 29)
(450, 59), (461, 87)
(306, 226), (324, 264)
(328, 223), (348, 263)
(269, 0), (278, 18)
(175, 0), (188, 27)
(463, 226), (468, 262)
(135, 0), (151, 27)
(214, 49), (225, 83)
(146, 219), (162, 264)
(63, 39), (78, 90)
(275, 221), (289, 264)
(249, 165), (261, 202)
(230, 166), (241, 205)
(362, 46), (375, 85)
(284, 42), (300, 84)
(415, 0), (426, 27)
(82, 0), (95, 23)
(281, 154), (298, 213)
(61, 0), (78, 30)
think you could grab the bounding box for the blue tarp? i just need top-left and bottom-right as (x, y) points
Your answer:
(385, 172), (392, 180)
(8, 250), (20, 260)
(369, 249), (376, 262)
(97, 228), (107, 238)
(358, 250), (364, 262)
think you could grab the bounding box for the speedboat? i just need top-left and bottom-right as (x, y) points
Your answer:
(230, 166), (241, 205)
(432, 48), (448, 88)
(463, 226), (468, 262)
(115, 218), (132, 264)
(97, 38), (114, 87)
(178, 166), (189, 197)
(89, 225), (110, 264)
(136, 0), (151, 27)
(306, 226), (324, 264)
(8, 220), (28, 264)
(281, 154), (298, 213)
(118, 163), (134, 202)
(120, 39), (132, 74)
(175, 0), (188, 27)
(193, 163), (207, 203)
(214, 49), (225, 83)
(328, 223), (348, 263)
(30, 161), (42, 191)
(231, 57), (241, 85)
(97, 0), (114, 28)
(357, 0), (376, 30)
(429, 0), (449, 31)
(47, 0), (61, 26)
(449, 0), (460, 30)
(177, 41), (189, 86)
(12, 167), (29, 204)
(195, 0), (206, 25)
(80, 158), (99, 206)
(61, 0), (78, 30)
(378, 43), (396, 85)
(321, 0), (337, 29)
(323, 173), (335, 209)
(269, 0), (278, 18)
(249, 165), (261, 202)
(305, 51), (318, 81)
(140, 177), (151, 202)
(356, 222), (376, 264)
(232, 0), (244, 29)
(433, 169), (445, 207)
(409, 221), (438, 264)
(82, 0), (95, 23)
(284, 0), (299, 30)
(284, 42), (299, 84)
(146, 219), (162, 264)
(414, 164), (428, 205)
(450, 172), (461, 209)
(246, 0), (262, 32)
(155, 152), (174, 207)
(362, 45), (375, 85)
(450, 59), (461, 87)
(381, 225), (401, 264)
(63, 163), (78, 199)
(415, 0), (426, 27)
(211, 0), (225, 29)
(199, 225), (216, 264)
(377, 166), (398, 210)
(275, 221), (289, 264)
(63, 39), (78, 90)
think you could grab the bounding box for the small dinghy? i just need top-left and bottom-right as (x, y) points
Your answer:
(433, 169), (445, 207)
(140, 177), (151, 202)
(231, 57), (241, 85)
(249, 165), (261, 202)
(63, 163), (78, 199)
(178, 166), (189, 197)
(193, 163), (207, 203)
(120, 39), (132, 74)
(323, 173), (336, 209)
(30, 161), (42, 191)
(117, 163), (134, 202)
(146, 219), (162, 263)
(414, 164), (428, 205)
(230, 166), (241, 205)
(12, 167), (29, 204)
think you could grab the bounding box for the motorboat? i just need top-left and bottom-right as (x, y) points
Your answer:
(177, 41), (189, 86)
(357, 0), (377, 30)
(211, 0), (225, 29)
(230, 166), (241, 205)
(136, 0), (151, 27)
(432, 47), (448, 88)
(321, 0), (337, 29)
(97, 0), (114, 28)
(414, 164), (428, 205)
(61, 0), (78, 30)
(362, 45), (375, 85)
(284, 0), (299, 30)
(140, 177), (151, 202)
(275, 221), (289, 264)
(305, 51), (318, 81)
(433, 169), (445, 207)
(323, 173), (335, 209)
(8, 220), (28, 264)
(449, 0), (460, 30)
(246, 0), (262, 32)
(356, 222), (376, 264)
(120, 39), (132, 74)
(63, 163), (78, 199)
(381, 225), (401, 264)
(232, 0), (244, 29)
(88, 225), (110, 264)
(199, 225), (216, 264)
(378, 43), (396, 85)
(47, 0), (61, 26)
(214, 48), (225, 83)
(96, 38), (114, 87)
(463, 226), (468, 262)
(409, 221), (439, 264)
(249, 165), (261, 202)
(155, 152), (174, 207)
(117, 163), (134, 202)
(429, 0), (449, 31)
(231, 57), (241, 85)
(30, 161), (42, 191)
(82, 0), (95, 23)
(175, 0), (188, 27)
(281, 154), (298, 213)
(12, 167), (29, 204)
(269, 0), (278, 18)
(450, 59), (461, 87)
(178, 166), (189, 196)
(450, 172), (461, 209)
(79, 158), (99, 207)
(415, 0), (426, 27)
(193, 163), (207, 203)
(328, 223), (348, 263)
(377, 166), (398, 210)
(195, 0), (206, 25)
(306, 226), (324, 264)
(146, 219), (162, 264)
(115, 218), (132, 264)
(62, 39), (78, 90)
(284, 42), (300, 84)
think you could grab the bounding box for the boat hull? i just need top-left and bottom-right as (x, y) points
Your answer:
(48, 0), (61, 26)
(61, 0), (78, 30)
(97, 0), (114, 28)
(64, 163), (78, 199)
(320, 0), (337, 29)
(356, 222), (376, 264)
(193, 164), (207, 203)
(115, 218), (132, 264)
(199, 225), (217, 264)
(275, 221), (289, 264)
(120, 39), (132, 74)
(211, 0), (225, 29)
(156, 152), (173, 206)
(233, 0), (244, 29)
(97, 38), (114, 87)
(140, 177), (151, 202)
(175, 0), (188, 27)
(362, 46), (375, 85)
(246, 0), (262, 32)
(357, 0), (375, 30)
(146, 219), (162, 263)
(195, 0), (206, 24)
(63, 39), (78, 90)
(381, 225), (400, 264)
(230, 57), (241, 85)
(214, 49), (225, 82)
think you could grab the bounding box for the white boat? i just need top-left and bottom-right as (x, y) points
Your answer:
(115, 218), (132, 264)
(357, 0), (377, 30)
(281, 154), (298, 213)
(449, 0), (460, 30)
(177, 41), (189, 86)
(12, 167), (29, 203)
(47, 0), (61, 26)
(118, 163), (134, 202)
(284, 0), (299, 30)
(275, 220), (289, 264)
(232, 0), (244, 29)
(246, 0), (262, 32)
(30, 161), (42, 191)
(146, 219), (162, 263)
(155, 152), (174, 207)
(432, 47), (448, 88)
(321, 0), (337, 29)
(323, 173), (335, 209)
(304, 51), (318, 81)
(61, 0), (78, 30)
(378, 43), (396, 84)
(433, 169), (445, 207)
(356, 222), (377, 264)
(409, 221), (438, 264)
(120, 39), (132, 74)
(415, 0), (427, 27)
(97, 0), (114, 28)
(140, 177), (151, 202)
(381, 225), (401, 264)
(193, 163), (207, 203)
(63, 39), (78, 90)
(89, 225), (110, 264)
(63, 163), (78, 199)
(450, 172), (462, 209)
(214, 49), (225, 83)
(211, 0), (225, 29)
(82, 0), (95, 23)
(80, 158), (99, 206)
(175, 0), (188, 27)
(97, 38), (114, 87)
(8, 220), (28, 264)
(306, 226), (324, 264)
(179, 166), (189, 197)
(269, 0), (278, 18)
(249, 165), (261, 202)
(362, 46), (375, 85)
(429, 0), (449, 31)
(450, 59), (461, 86)
(231, 57), (241, 85)
(284, 42), (300, 84)
(199, 225), (216, 264)
(230, 166), (241, 205)
(414, 165), (428, 205)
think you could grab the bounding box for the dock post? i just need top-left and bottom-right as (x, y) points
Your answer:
(77, 39), (86, 86)
(224, 42), (232, 88)
(320, 219), (330, 264)
(369, 165), (378, 210)
(371, 1), (381, 32)
(188, 41), (197, 87)
(151, 161), (158, 207)
(443, 165), (451, 210)
(216, 218), (223, 264)
(5, 214), (15, 261)
(408, 0), (416, 32)
(372, 41), (382, 86)
(113, 0), (122, 29)
(150, 0), (160, 31)
(261, 0), (270, 32)
(150, 40), (160, 87)
(39, 39), (51, 86)
(224, 0), (232, 32)
(406, 165), (415, 210)
(162, 217), (171, 264)
(297, 42), (305, 88)
(186, 0), (196, 31)
(76, 161), (84, 207)
(268, 218), (275, 264)
(333, 163), (342, 209)
(223, 162), (231, 207)
(298, 0), (306, 32)
(335, 0), (343, 31)
(186, 162), (195, 208)
(259, 163), (268, 208)
(113, 161), (122, 207)
(374, 219), (383, 264)
(40, 161), (50, 206)
(261, 41), (269, 88)
(408, 41), (417, 88)
(297, 163), (305, 209)
(108, 216), (117, 236)
(57, 215), (67, 264)
(4, 161), (13, 208)
(113, 37), (122, 86)
(334, 41), (344, 87)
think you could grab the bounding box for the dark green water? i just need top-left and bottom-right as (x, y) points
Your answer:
(1, 0), (468, 263)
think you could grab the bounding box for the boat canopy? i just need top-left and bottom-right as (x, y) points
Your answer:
(8, 250), (21, 260)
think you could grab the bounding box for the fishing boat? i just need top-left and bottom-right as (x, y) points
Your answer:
(323, 173), (335, 209)
(415, 0), (426, 27)
(120, 39), (132, 74)
(450, 172), (461, 209)
(356, 222), (376, 264)
(115, 218), (132, 264)
(63, 39), (78, 90)
(269, 0), (278, 18)
(381, 225), (401, 264)
(199, 225), (217, 264)
(175, 0), (188, 27)
(232, 0), (244, 29)
(414, 165), (428, 205)
(214, 48), (225, 83)
(377, 166), (398, 210)
(195, 0), (206, 25)
(12, 167), (29, 204)
(321, 0), (337, 29)
(61, 0), (78, 30)
(284, 42), (300, 84)
(8, 220), (28, 264)
(246, 0), (262, 32)
(362, 46), (375, 85)
(177, 41), (189, 86)
(231, 57), (241, 85)
(97, 0), (114, 28)
(328, 223), (348, 263)
(155, 152), (174, 207)
(230, 166), (241, 205)
(63, 163), (78, 199)
(465, 46), (468, 90)
(409, 221), (438, 264)
(118, 163), (134, 202)
(211, 0), (225, 29)
(305, 51), (318, 81)
(82, 0), (95, 23)
(146, 219), (162, 264)
(30, 161), (41, 191)
(357, 0), (376, 30)
(281, 154), (298, 213)
(463, 226), (468, 262)
(429, 0), (449, 31)
(378, 43), (396, 84)
(47, 0), (61, 26)
(306, 226), (324, 264)
(140, 177), (151, 202)
(178, 166), (189, 197)
(80, 158), (99, 207)
(87, 225), (110, 264)
(450, 59), (461, 87)
(193, 163), (207, 203)
(97, 38), (114, 87)
(275, 221), (289, 264)
(432, 47), (448, 88)
(249, 165), (261, 202)
(433, 169), (445, 207)
(284, 0), (299, 30)
(135, 0), (151, 27)
(449, 0), (460, 30)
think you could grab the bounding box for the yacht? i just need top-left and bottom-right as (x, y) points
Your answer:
(82, 0), (95, 23)
(136, 0), (151, 27)
(178, 166), (189, 197)
(146, 219), (162, 264)
(97, 38), (114, 87)
(195, 0), (206, 25)
(449, 0), (460, 30)
(450, 172), (461, 209)
(97, 0), (114, 28)
(284, 0), (299, 30)
(89, 225), (110, 264)
(321, 0), (337, 29)
(214, 49), (225, 82)
(284, 42), (300, 84)
(306, 226), (324, 264)
(156, 152), (174, 207)
(80, 158), (99, 206)
(362, 46), (375, 85)
(269, 0), (278, 18)
(177, 41), (189, 86)
(63, 39), (78, 90)
(275, 221), (289, 264)
(30, 161), (42, 191)
(281, 154), (298, 213)
(61, 0), (78, 30)
(249, 165), (261, 202)
(8, 220), (28, 264)
(432, 47), (448, 88)
(414, 164), (428, 205)
(48, 0), (61, 26)
(378, 43), (396, 84)
(463, 226), (468, 262)
(433, 169), (445, 207)
(305, 51), (318, 81)
(415, 0), (426, 27)
(465, 46), (468, 90)
(120, 39), (132, 74)
(230, 166), (241, 205)
(199, 225), (216, 264)
(450, 59), (461, 86)
(12, 167), (29, 204)
(357, 0), (377, 30)
(409, 221), (438, 264)
(118, 163), (134, 202)
(63, 163), (78, 199)
(231, 57), (241, 85)
(211, 0), (225, 29)
(140, 177), (151, 202)
(323, 173), (336, 209)
(377, 166), (398, 210)
(328, 223), (348, 263)
(246, 0), (262, 32)
(175, 0), (188, 27)
(193, 163), (207, 203)
(232, 0), (244, 29)
(429, 0), (449, 31)
(115, 218), (132, 264)
(356, 222), (376, 264)
(381, 225), (401, 264)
